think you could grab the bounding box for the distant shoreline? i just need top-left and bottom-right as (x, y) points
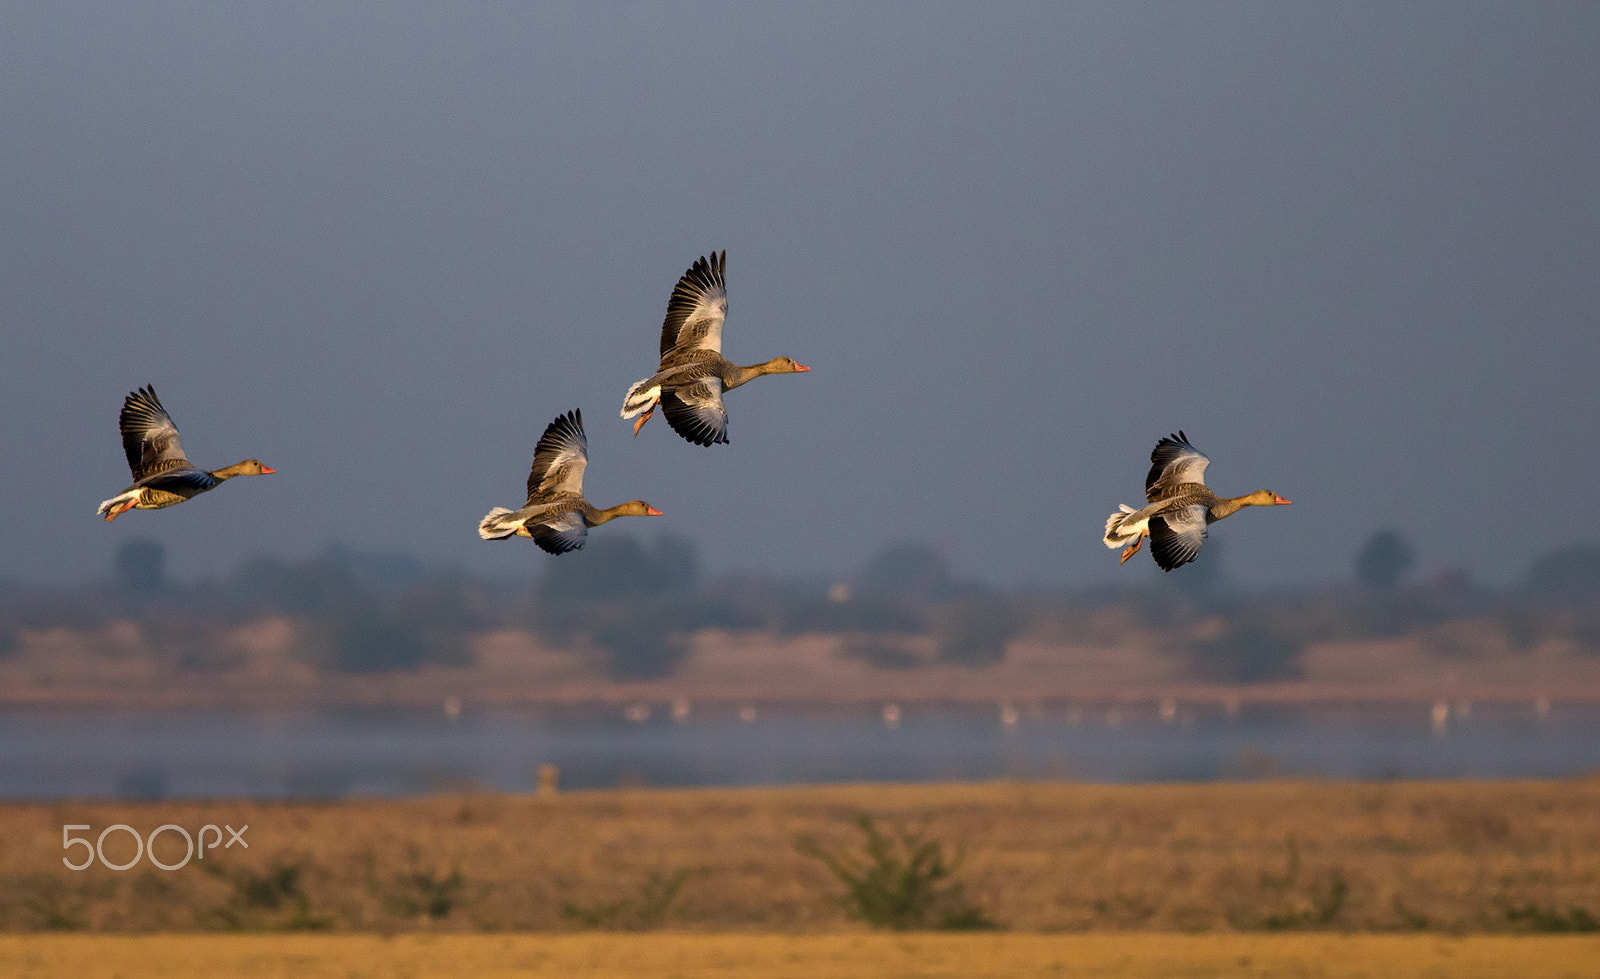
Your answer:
(2, 678), (1596, 711)
(7, 623), (1600, 710)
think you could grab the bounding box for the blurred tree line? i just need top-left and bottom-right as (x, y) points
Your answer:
(2, 531), (1600, 683)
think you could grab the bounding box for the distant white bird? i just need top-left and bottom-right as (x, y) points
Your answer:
(97, 385), (274, 521)
(1104, 431), (1291, 571)
(478, 409), (661, 553)
(621, 250), (809, 446)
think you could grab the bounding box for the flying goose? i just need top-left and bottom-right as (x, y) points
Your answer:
(621, 250), (808, 445)
(1104, 431), (1290, 570)
(478, 409), (661, 553)
(97, 385), (273, 521)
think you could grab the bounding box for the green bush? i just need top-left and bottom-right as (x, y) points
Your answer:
(200, 858), (331, 931)
(795, 815), (998, 931)
(561, 867), (690, 931)
(372, 848), (469, 921)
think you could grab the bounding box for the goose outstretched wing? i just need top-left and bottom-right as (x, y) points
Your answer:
(658, 250), (728, 361)
(120, 386), (192, 481)
(525, 410), (589, 502)
(1146, 430), (1211, 502)
(661, 376), (729, 446)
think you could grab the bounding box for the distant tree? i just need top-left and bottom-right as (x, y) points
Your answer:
(321, 542), (432, 589)
(777, 588), (925, 635)
(592, 607), (691, 679)
(532, 535), (700, 679)
(1354, 530), (1416, 589)
(114, 540), (166, 595)
(539, 535), (698, 602)
(228, 555), (358, 616)
(216, 550), (476, 672)
(857, 543), (955, 601)
(1186, 618), (1304, 683)
(933, 597), (1016, 667)
(839, 639), (925, 670)
(321, 599), (431, 673)
(1523, 545), (1600, 601)
(397, 574), (487, 631)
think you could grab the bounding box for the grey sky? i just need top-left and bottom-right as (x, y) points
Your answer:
(3, 3), (1597, 589)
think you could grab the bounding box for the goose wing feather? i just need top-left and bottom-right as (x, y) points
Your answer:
(661, 376), (729, 446)
(529, 508), (589, 554)
(120, 386), (192, 481)
(1146, 430), (1211, 502)
(659, 251), (728, 361)
(1149, 505), (1209, 570)
(525, 410), (589, 503)
(138, 467), (220, 495)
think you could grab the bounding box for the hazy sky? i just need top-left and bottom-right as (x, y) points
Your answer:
(3, 3), (1597, 590)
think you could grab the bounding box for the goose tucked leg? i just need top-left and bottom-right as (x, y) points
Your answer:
(632, 410), (653, 436)
(98, 493), (140, 522)
(1119, 533), (1145, 564)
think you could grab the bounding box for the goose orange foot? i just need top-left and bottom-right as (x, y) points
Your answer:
(1119, 534), (1145, 564)
(632, 410), (653, 437)
(104, 500), (137, 522)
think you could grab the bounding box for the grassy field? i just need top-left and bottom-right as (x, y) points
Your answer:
(4, 780), (1600, 974)
(3, 933), (1600, 977)
(3, 779), (1598, 936)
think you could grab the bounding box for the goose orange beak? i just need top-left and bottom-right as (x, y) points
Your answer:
(1274, 495), (1291, 505)
(793, 362), (810, 372)
(646, 506), (664, 516)
(261, 466), (276, 474)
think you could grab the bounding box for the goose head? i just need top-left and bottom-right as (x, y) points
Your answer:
(760, 357), (810, 375)
(214, 459), (275, 478)
(1245, 489), (1291, 506)
(588, 500), (665, 525)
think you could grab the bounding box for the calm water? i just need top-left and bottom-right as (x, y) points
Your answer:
(1, 699), (1595, 800)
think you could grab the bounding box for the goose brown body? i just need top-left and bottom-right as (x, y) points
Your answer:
(1103, 431), (1290, 571)
(477, 409), (661, 554)
(96, 386), (274, 521)
(620, 250), (808, 446)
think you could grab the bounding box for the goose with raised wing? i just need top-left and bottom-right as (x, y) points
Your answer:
(96, 385), (274, 521)
(621, 250), (809, 446)
(478, 409), (662, 554)
(1103, 431), (1290, 571)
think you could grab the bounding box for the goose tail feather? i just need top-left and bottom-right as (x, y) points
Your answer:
(621, 379), (660, 419)
(478, 506), (524, 541)
(1104, 504), (1143, 548)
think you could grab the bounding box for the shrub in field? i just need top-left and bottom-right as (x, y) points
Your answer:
(795, 815), (998, 931)
(371, 848), (470, 922)
(1223, 835), (1349, 930)
(561, 867), (690, 931)
(1497, 898), (1600, 933)
(15, 875), (89, 931)
(1091, 891), (1158, 927)
(200, 858), (331, 931)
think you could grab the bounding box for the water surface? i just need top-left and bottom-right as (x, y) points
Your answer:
(1, 699), (1593, 800)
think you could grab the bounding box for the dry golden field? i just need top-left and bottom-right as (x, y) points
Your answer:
(3, 780), (1598, 937)
(2, 933), (1600, 977)
(4, 780), (1600, 974)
